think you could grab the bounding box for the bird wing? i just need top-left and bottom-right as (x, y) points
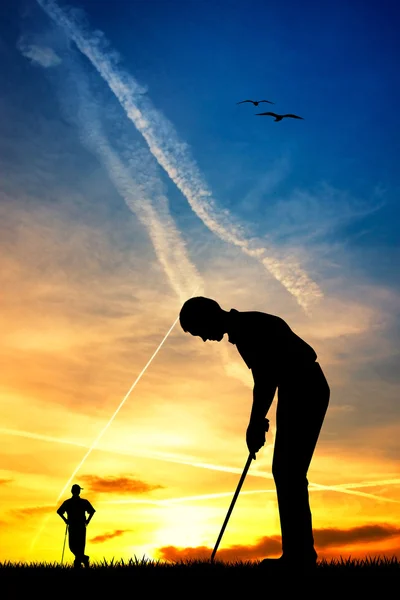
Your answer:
(259, 100), (274, 104)
(237, 100), (254, 104)
(255, 112), (277, 117)
(284, 114), (304, 119)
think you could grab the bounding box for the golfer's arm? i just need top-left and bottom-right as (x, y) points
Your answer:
(249, 366), (277, 423)
(57, 508), (68, 524)
(86, 509), (96, 525)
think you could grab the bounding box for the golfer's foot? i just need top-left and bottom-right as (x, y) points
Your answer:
(259, 555), (317, 572)
(73, 560), (81, 569)
(83, 555), (90, 568)
(259, 557), (284, 569)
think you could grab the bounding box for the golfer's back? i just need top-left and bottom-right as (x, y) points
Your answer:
(59, 497), (90, 525)
(230, 310), (317, 376)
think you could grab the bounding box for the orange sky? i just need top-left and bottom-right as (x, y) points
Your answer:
(1, 197), (400, 563)
(1, 3), (400, 562)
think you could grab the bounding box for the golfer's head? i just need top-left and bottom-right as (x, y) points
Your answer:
(179, 296), (224, 342)
(71, 484), (82, 496)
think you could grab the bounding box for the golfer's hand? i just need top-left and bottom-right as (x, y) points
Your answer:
(246, 421), (266, 459)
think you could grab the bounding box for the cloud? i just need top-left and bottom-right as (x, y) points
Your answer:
(90, 529), (129, 544)
(36, 0), (323, 313)
(157, 524), (400, 561)
(54, 60), (203, 302)
(0, 519), (9, 531)
(11, 505), (55, 518)
(79, 474), (163, 494)
(17, 37), (61, 68)
(238, 158), (290, 216)
(314, 524), (400, 548)
(157, 537), (282, 562)
(263, 183), (383, 247)
(0, 479), (12, 486)
(157, 545), (212, 561)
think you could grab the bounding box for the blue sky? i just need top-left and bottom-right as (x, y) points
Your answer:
(5, 0), (397, 298)
(48, 1), (399, 257)
(1, 0), (399, 434)
(5, 1), (400, 214)
(1, 0), (400, 562)
(81, 0), (400, 183)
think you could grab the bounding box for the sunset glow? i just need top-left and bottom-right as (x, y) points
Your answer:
(1, 0), (399, 565)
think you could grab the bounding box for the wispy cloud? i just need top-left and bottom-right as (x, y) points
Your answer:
(2, 427), (399, 504)
(16, 22), (203, 306)
(90, 529), (129, 544)
(11, 505), (55, 518)
(103, 489), (276, 506)
(36, 0), (324, 313)
(57, 62), (203, 302)
(0, 520), (9, 531)
(80, 474), (163, 494)
(0, 479), (12, 486)
(17, 36), (61, 68)
(314, 524), (400, 548)
(262, 183), (384, 247)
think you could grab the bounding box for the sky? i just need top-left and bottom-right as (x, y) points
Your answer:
(0, 0), (399, 564)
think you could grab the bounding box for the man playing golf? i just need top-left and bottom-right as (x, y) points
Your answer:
(57, 484), (96, 568)
(179, 297), (330, 570)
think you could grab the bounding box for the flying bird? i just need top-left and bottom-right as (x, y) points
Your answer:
(255, 112), (304, 121)
(237, 99), (274, 106)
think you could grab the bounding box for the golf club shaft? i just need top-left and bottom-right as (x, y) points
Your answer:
(211, 453), (253, 562)
(61, 524), (68, 564)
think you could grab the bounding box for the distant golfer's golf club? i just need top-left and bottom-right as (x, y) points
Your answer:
(211, 418), (269, 562)
(61, 523), (68, 565)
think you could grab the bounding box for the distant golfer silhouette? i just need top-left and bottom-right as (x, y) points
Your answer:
(57, 484), (96, 568)
(179, 297), (330, 570)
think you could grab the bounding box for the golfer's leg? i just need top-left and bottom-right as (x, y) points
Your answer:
(77, 526), (86, 564)
(273, 364), (329, 563)
(68, 527), (81, 567)
(273, 405), (315, 561)
(82, 527), (90, 564)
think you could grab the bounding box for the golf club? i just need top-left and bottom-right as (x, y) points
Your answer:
(61, 523), (68, 565)
(211, 418), (269, 562)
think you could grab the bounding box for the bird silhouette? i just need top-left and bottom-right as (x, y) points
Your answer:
(255, 112), (304, 122)
(237, 99), (274, 106)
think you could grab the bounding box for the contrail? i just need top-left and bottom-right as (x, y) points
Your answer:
(56, 59), (202, 302)
(304, 481), (400, 503)
(97, 481), (400, 505)
(30, 313), (180, 552)
(102, 490), (277, 506)
(0, 427), (90, 450)
(3, 426), (399, 504)
(101, 483), (400, 506)
(331, 479), (400, 490)
(36, 0), (323, 313)
(55, 314), (180, 502)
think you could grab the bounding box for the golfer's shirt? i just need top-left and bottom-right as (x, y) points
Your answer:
(57, 497), (95, 526)
(227, 309), (317, 386)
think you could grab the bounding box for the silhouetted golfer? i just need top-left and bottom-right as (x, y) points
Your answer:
(57, 484), (96, 568)
(179, 297), (330, 570)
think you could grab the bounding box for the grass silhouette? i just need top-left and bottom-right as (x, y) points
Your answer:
(1, 556), (400, 570)
(2, 556), (399, 596)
